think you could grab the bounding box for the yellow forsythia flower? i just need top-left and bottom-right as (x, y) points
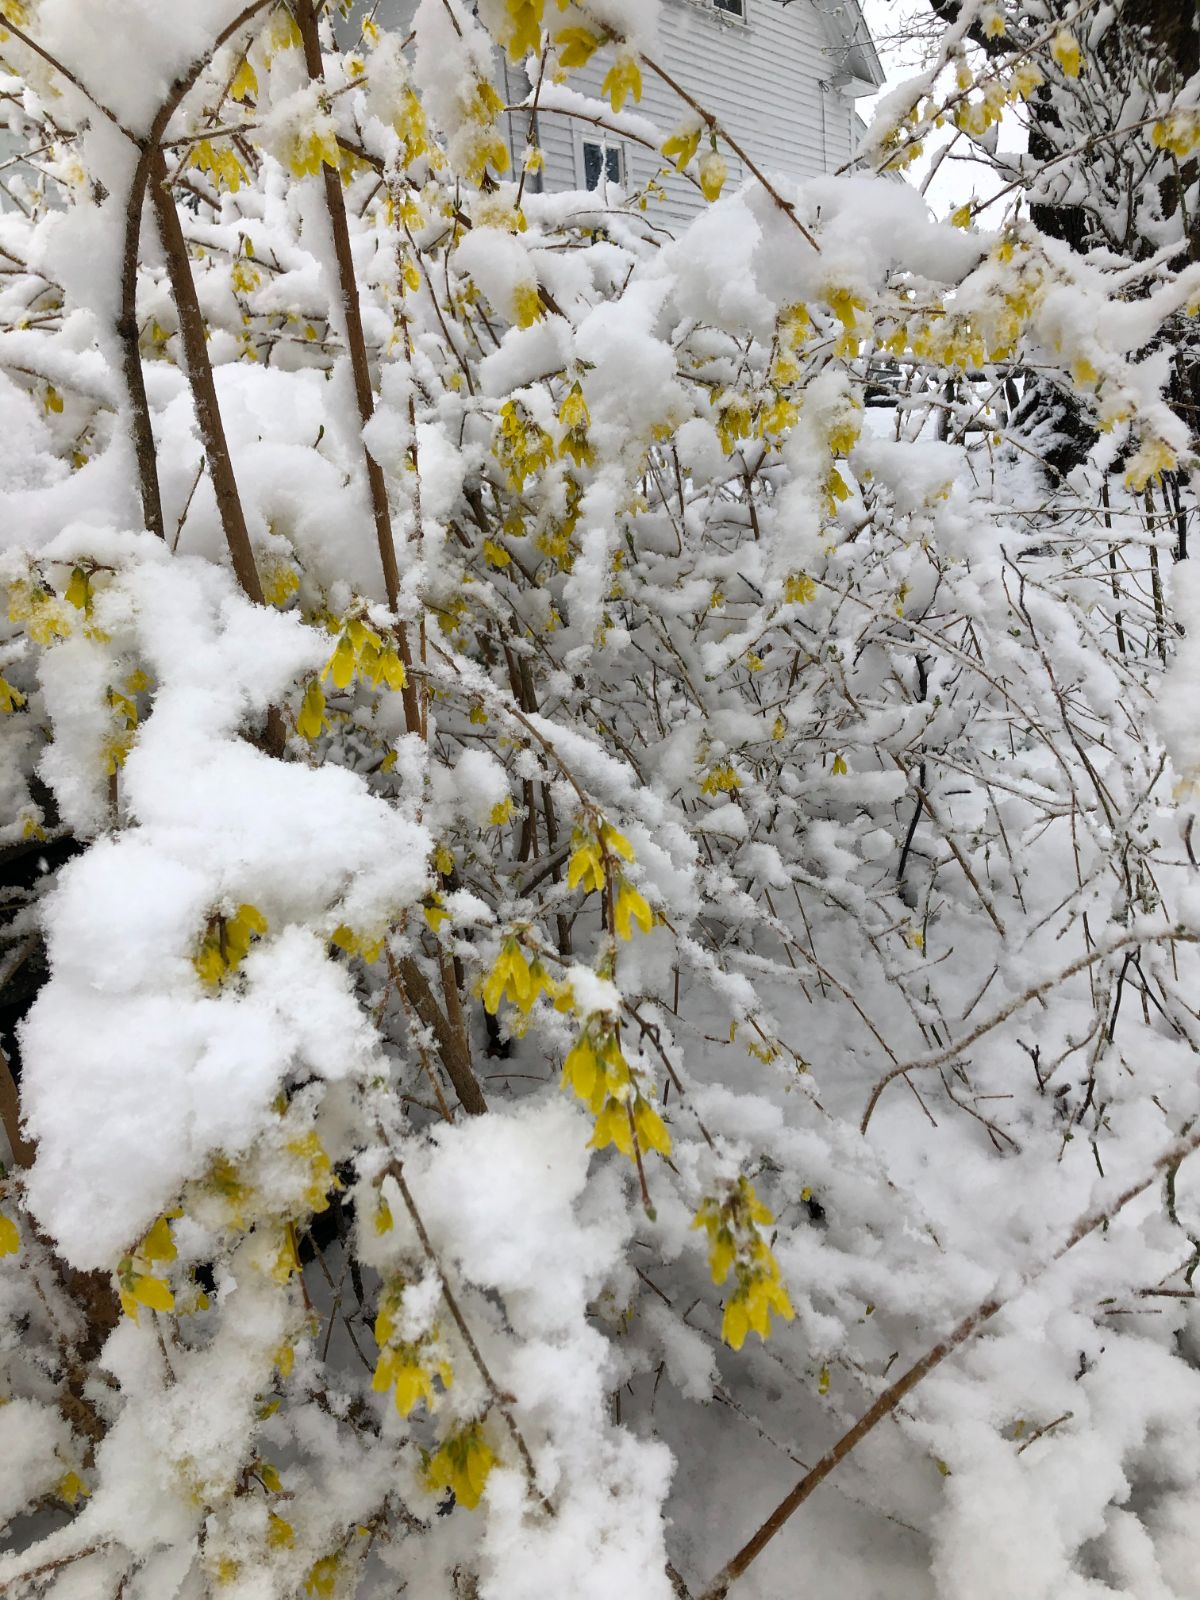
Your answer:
(194, 903), (268, 988)
(1050, 30), (1082, 77)
(297, 679), (328, 741)
(562, 1019), (672, 1161)
(140, 1215), (177, 1263)
(827, 287), (867, 330)
(698, 148), (727, 202)
(613, 879), (653, 940)
(554, 26), (601, 69)
(482, 939), (554, 1014)
(1009, 61), (1044, 100)
(230, 56), (258, 102)
(285, 125), (341, 179)
(188, 137), (248, 192)
(501, 0), (543, 59)
(425, 1422), (495, 1510)
(1151, 111), (1200, 159)
(331, 924), (385, 964)
(557, 381), (594, 467)
(662, 124), (702, 171)
(0, 1213), (19, 1256)
(119, 1273), (176, 1319)
(512, 281), (543, 329)
(701, 761), (742, 796)
(694, 1177), (794, 1350)
(0, 676), (25, 714)
(1125, 437), (1176, 492)
(304, 1555), (341, 1598)
(601, 53), (642, 114)
(55, 1471), (90, 1506)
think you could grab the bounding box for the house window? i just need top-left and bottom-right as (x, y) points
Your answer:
(713, 0), (745, 16)
(582, 141), (623, 189)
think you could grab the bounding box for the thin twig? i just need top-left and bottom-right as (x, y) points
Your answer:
(700, 1120), (1200, 1598)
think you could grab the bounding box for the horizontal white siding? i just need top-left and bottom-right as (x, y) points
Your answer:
(351, 0), (862, 226)
(535, 0), (858, 222)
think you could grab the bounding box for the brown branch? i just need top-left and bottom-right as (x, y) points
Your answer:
(147, 148), (263, 606)
(293, 0), (421, 739)
(699, 1120), (1200, 1599)
(147, 147), (285, 754)
(116, 0), (277, 541)
(391, 952), (488, 1117)
(0, 1039), (34, 1169)
(0, 1543), (112, 1593)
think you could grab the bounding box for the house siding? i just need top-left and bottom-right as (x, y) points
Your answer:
(349, 1), (868, 224)
(536, 0), (860, 222)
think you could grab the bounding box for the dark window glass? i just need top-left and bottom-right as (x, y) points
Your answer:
(583, 142), (623, 188)
(714, 0), (745, 15)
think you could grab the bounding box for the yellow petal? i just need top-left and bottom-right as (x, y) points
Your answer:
(722, 1297), (750, 1351)
(634, 1097), (672, 1156)
(139, 1216), (177, 1263)
(132, 1274), (175, 1313)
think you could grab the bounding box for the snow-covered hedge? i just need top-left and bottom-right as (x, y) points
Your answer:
(2, 3), (1200, 1597)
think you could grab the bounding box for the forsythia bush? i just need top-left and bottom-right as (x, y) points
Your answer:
(2, 2), (1200, 1596)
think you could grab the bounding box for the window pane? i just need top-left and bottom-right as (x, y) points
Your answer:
(714, 0), (744, 14)
(584, 142), (622, 189)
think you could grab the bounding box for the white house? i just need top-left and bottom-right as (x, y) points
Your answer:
(361, 0), (885, 224)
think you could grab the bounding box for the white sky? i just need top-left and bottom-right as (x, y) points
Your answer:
(858, 0), (1024, 220)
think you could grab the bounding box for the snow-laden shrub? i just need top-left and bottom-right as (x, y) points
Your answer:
(1, 2), (1200, 1596)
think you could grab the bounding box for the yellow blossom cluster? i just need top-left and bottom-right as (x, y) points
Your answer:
(194, 902), (268, 988)
(1125, 436), (1177, 493)
(482, 937), (559, 1015)
(7, 576), (72, 645)
(700, 761), (742, 796)
(187, 137), (247, 193)
(662, 123), (702, 173)
(567, 821), (653, 938)
(425, 1421), (495, 1510)
(116, 1214), (178, 1320)
(713, 392), (753, 455)
(1151, 110), (1200, 160)
(694, 1177), (795, 1349)
(372, 1279), (454, 1417)
(698, 147), (727, 202)
(494, 399), (557, 489)
(601, 52), (642, 114)
(102, 684), (139, 776)
(561, 1018), (671, 1160)
(322, 617), (408, 697)
(453, 79), (510, 184)
(499, 0), (544, 59)
(283, 123), (341, 180)
(558, 382), (595, 468)
(394, 85), (433, 167)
